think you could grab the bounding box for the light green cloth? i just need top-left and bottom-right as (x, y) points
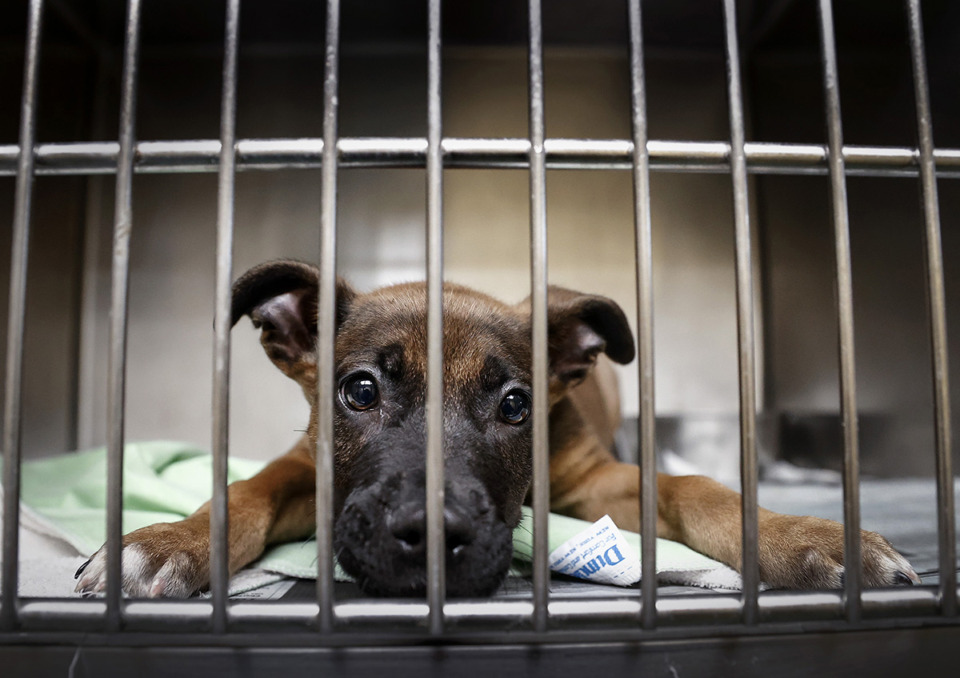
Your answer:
(15, 441), (728, 585)
(19, 441), (263, 555)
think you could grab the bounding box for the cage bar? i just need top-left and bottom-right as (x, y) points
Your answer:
(104, 0), (143, 630)
(425, 0), (445, 636)
(816, 0), (863, 623)
(0, 0), (44, 633)
(315, 0), (341, 634)
(626, 0), (658, 631)
(8, 585), (954, 638)
(905, 0), (957, 618)
(720, 0), (760, 625)
(3, 138), (960, 177)
(527, 0), (550, 634)
(209, 0), (241, 634)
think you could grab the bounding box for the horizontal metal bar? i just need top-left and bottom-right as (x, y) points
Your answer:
(11, 588), (950, 636)
(2, 139), (960, 177)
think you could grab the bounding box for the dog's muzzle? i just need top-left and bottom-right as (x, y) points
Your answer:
(334, 468), (514, 597)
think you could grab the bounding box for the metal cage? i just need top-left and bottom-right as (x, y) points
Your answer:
(1, 0), (958, 675)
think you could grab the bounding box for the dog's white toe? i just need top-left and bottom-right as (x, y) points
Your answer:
(75, 524), (206, 598)
(74, 543), (155, 597)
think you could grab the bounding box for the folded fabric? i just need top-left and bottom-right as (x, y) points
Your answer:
(7, 441), (740, 593)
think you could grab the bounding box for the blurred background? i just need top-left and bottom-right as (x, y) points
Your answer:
(0, 0), (957, 481)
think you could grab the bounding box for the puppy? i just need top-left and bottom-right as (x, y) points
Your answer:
(75, 260), (919, 597)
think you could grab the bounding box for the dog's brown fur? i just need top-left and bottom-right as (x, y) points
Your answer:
(75, 261), (919, 598)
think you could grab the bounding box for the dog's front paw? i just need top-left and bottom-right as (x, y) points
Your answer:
(74, 520), (211, 598)
(759, 515), (921, 589)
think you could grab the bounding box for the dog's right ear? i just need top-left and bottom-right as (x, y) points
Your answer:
(231, 260), (355, 384)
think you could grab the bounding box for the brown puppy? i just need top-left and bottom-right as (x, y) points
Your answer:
(75, 260), (919, 597)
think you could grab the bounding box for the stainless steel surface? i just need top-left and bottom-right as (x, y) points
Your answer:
(105, 0), (143, 631)
(721, 0), (759, 627)
(816, 0), (862, 623)
(905, 0), (957, 619)
(316, 0), (341, 634)
(209, 0), (240, 634)
(627, 0), (658, 632)
(0, 0), (44, 633)
(3, 138), (960, 176)
(8, 587), (955, 637)
(425, 0), (446, 636)
(527, 0), (550, 635)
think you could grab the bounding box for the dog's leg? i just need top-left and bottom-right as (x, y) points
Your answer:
(653, 472), (921, 588)
(551, 452), (920, 589)
(75, 436), (317, 598)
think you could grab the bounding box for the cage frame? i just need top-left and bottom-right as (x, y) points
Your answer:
(1, 0), (958, 671)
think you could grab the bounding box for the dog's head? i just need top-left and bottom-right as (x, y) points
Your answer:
(231, 260), (634, 597)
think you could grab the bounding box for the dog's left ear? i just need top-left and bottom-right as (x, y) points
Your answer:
(230, 259), (355, 387)
(545, 286), (635, 386)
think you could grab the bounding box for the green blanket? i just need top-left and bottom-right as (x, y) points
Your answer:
(15, 441), (728, 585)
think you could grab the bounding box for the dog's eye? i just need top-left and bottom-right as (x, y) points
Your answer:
(499, 391), (531, 425)
(342, 374), (379, 411)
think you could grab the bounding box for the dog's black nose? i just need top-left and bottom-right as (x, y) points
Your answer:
(389, 506), (426, 552)
(387, 504), (477, 559)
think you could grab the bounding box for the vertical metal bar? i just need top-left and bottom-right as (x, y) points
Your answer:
(816, 0), (862, 623)
(527, 0), (550, 634)
(721, 0), (760, 626)
(316, 0), (341, 634)
(1, 0), (44, 632)
(104, 0), (142, 631)
(425, 0), (446, 637)
(627, 0), (658, 631)
(905, 0), (956, 618)
(210, 0), (241, 634)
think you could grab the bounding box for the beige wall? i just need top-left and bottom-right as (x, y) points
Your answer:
(57, 48), (748, 462)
